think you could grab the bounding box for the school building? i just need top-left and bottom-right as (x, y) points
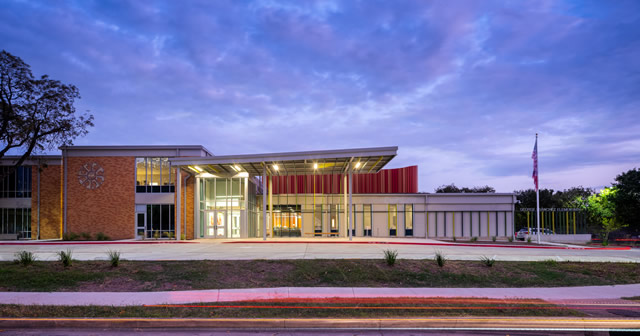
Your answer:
(0, 145), (516, 240)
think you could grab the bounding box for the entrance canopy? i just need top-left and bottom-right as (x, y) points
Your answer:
(169, 146), (398, 176)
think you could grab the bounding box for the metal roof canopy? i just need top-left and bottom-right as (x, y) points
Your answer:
(169, 146), (398, 176)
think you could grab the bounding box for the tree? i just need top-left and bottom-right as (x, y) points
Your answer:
(435, 183), (495, 193)
(612, 168), (640, 234)
(580, 187), (627, 244)
(0, 50), (93, 176)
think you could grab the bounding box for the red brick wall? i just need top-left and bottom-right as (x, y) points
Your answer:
(66, 156), (135, 239)
(31, 164), (63, 239)
(186, 174), (195, 239)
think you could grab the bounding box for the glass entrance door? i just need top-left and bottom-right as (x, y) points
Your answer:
(205, 210), (227, 238)
(135, 212), (146, 239)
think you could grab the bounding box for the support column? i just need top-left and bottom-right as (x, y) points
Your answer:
(262, 165), (267, 240)
(176, 167), (182, 241)
(268, 175), (273, 238)
(348, 169), (353, 241)
(343, 174), (347, 238)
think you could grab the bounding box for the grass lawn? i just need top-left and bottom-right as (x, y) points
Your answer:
(1, 259), (639, 292)
(0, 298), (584, 318)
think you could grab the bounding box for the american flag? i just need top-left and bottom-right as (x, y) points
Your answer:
(532, 137), (538, 191)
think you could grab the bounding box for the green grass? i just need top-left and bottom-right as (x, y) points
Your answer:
(0, 259), (639, 292)
(0, 299), (583, 318)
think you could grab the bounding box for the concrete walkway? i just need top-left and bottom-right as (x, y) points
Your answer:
(2, 284), (640, 306)
(2, 237), (638, 262)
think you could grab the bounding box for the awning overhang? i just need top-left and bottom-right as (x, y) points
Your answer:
(169, 146), (398, 176)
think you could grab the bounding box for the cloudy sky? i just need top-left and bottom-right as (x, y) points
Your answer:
(2, 0), (639, 192)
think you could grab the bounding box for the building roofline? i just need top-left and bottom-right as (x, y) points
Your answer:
(59, 145), (214, 157)
(170, 146), (398, 164)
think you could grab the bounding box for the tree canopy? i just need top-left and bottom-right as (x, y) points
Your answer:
(0, 50), (93, 174)
(434, 183), (495, 193)
(612, 168), (640, 234)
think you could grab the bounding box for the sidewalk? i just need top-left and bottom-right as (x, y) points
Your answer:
(2, 284), (639, 306)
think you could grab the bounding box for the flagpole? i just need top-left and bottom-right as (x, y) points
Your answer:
(535, 133), (540, 244)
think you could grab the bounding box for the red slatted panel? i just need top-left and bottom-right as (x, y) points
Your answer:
(270, 166), (418, 195)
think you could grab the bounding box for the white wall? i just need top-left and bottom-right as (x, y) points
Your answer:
(266, 193), (517, 238)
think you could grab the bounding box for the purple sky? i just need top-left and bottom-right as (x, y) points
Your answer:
(2, 0), (639, 192)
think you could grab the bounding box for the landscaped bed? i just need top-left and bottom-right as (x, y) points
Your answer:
(0, 298), (583, 318)
(1, 259), (639, 292)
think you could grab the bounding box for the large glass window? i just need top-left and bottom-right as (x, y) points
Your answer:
(405, 204), (413, 236)
(363, 204), (372, 236)
(273, 205), (301, 237)
(146, 204), (175, 238)
(135, 158), (174, 193)
(0, 208), (31, 239)
(388, 204), (397, 236)
(314, 204), (322, 234)
(0, 166), (32, 198)
(329, 204), (339, 235)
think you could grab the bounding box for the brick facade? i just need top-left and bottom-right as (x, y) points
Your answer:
(66, 156), (135, 239)
(31, 163), (63, 239)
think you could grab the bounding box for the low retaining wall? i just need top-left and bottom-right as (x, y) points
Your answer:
(524, 234), (591, 244)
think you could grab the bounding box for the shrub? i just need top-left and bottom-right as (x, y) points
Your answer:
(543, 259), (557, 266)
(107, 250), (121, 267)
(81, 232), (91, 240)
(435, 250), (446, 268)
(492, 236), (497, 242)
(57, 249), (73, 268)
(470, 236), (478, 242)
(167, 232), (175, 239)
(180, 234), (186, 240)
(96, 232), (109, 241)
(383, 249), (398, 266)
(602, 239), (609, 246)
(480, 256), (496, 267)
(62, 232), (79, 241)
(527, 237), (532, 243)
(14, 251), (36, 266)
(507, 236), (513, 242)
(153, 232), (160, 239)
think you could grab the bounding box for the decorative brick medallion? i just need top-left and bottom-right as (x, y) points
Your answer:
(78, 162), (105, 189)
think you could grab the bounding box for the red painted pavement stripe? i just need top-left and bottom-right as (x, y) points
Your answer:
(223, 240), (630, 250)
(145, 304), (639, 310)
(0, 241), (198, 246)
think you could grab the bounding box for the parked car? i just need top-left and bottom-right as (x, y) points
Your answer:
(516, 228), (554, 240)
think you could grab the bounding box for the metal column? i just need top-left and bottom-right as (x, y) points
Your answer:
(348, 168), (353, 241)
(262, 165), (267, 240)
(176, 167), (181, 241)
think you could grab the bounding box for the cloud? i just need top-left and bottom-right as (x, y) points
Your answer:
(1, 0), (638, 192)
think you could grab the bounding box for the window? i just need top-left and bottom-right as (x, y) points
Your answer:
(363, 204), (372, 236)
(405, 204), (413, 236)
(0, 166), (32, 198)
(136, 158), (174, 193)
(351, 204), (356, 236)
(388, 204), (397, 236)
(145, 204), (175, 238)
(314, 204), (322, 233)
(0, 208), (31, 239)
(329, 204), (339, 235)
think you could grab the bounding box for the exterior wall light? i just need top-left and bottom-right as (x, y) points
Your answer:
(273, 164), (279, 171)
(355, 162), (361, 169)
(313, 163), (318, 169)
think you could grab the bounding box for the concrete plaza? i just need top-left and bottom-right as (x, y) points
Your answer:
(1, 237), (638, 262)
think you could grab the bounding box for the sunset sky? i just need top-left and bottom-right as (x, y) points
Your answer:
(2, 0), (638, 192)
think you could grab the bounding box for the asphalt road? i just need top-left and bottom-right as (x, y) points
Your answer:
(1, 238), (638, 262)
(0, 329), (618, 336)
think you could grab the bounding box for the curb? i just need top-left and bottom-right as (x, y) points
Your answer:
(0, 241), (198, 246)
(224, 240), (631, 250)
(0, 317), (639, 330)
